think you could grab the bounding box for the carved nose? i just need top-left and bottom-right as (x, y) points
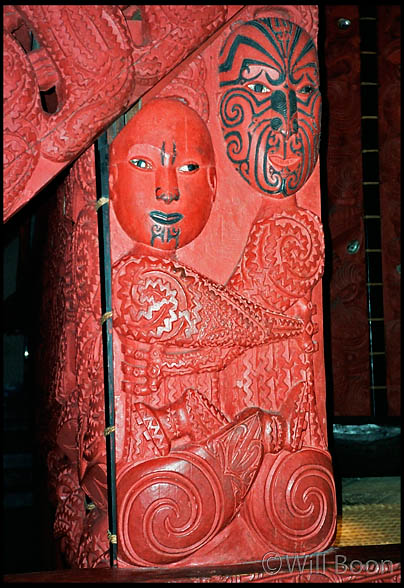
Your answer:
(280, 121), (298, 139)
(155, 166), (179, 203)
(271, 89), (298, 139)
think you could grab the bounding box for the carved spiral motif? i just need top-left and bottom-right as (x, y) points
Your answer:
(243, 449), (336, 554)
(259, 209), (324, 298)
(218, 18), (321, 197)
(219, 89), (253, 163)
(220, 88), (309, 194)
(114, 259), (191, 343)
(117, 452), (225, 566)
(229, 208), (324, 312)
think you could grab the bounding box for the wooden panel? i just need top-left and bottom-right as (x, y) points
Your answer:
(40, 5), (337, 569)
(377, 6), (401, 416)
(3, 5), (240, 221)
(323, 6), (371, 415)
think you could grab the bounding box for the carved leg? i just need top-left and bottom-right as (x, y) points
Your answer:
(122, 388), (229, 462)
(116, 410), (264, 566)
(242, 448), (337, 555)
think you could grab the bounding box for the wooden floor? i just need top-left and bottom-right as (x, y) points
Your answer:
(333, 476), (401, 547)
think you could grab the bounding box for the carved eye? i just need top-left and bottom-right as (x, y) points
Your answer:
(299, 85), (315, 95)
(247, 83), (271, 94)
(178, 163), (199, 173)
(129, 158), (153, 170)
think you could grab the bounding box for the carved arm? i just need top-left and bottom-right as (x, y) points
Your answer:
(113, 254), (304, 394)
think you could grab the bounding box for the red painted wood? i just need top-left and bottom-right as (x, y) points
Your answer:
(107, 9), (335, 569)
(3, 5), (136, 221)
(5, 5), (400, 574)
(3, 5), (239, 222)
(3, 545), (401, 583)
(34, 4), (335, 571)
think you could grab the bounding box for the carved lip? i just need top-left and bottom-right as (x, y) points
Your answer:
(269, 154), (301, 169)
(149, 210), (184, 225)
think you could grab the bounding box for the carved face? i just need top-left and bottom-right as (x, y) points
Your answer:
(110, 99), (216, 250)
(218, 18), (321, 197)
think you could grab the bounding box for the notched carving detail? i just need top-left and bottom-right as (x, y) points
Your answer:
(128, 5), (227, 85)
(3, 5), (136, 220)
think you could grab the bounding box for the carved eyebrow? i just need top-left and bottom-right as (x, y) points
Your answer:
(219, 19), (287, 75)
(161, 141), (166, 166)
(172, 141), (177, 165)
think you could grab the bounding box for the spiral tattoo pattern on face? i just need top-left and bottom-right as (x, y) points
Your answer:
(218, 18), (321, 197)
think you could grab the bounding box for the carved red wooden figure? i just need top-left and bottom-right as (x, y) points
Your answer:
(108, 50), (335, 564)
(22, 5), (336, 573)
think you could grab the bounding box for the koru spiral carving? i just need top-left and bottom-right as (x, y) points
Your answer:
(35, 7), (336, 571)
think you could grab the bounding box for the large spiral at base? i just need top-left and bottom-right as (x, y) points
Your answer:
(117, 452), (226, 566)
(243, 448), (336, 554)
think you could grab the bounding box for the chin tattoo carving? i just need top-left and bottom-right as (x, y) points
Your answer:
(211, 17), (335, 566)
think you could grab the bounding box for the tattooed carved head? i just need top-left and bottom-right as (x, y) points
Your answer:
(110, 98), (216, 250)
(218, 17), (321, 197)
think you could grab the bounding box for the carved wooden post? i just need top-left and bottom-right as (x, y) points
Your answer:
(108, 98), (310, 566)
(34, 4), (336, 573)
(107, 8), (337, 569)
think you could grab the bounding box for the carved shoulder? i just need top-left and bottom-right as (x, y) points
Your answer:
(228, 208), (325, 312)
